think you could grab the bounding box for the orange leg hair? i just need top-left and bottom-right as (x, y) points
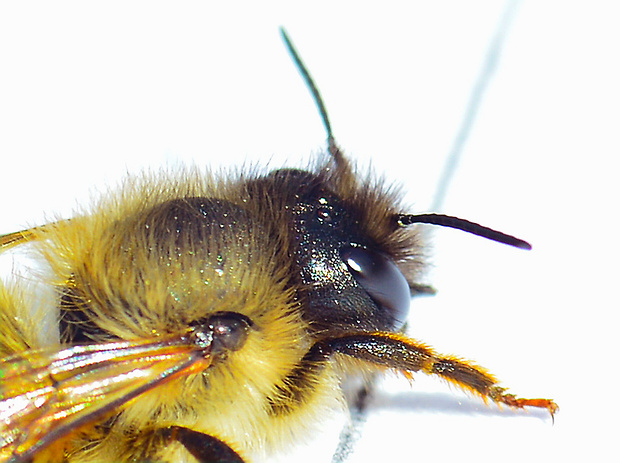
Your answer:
(316, 332), (558, 417)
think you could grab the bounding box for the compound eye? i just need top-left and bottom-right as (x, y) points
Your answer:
(341, 246), (411, 330)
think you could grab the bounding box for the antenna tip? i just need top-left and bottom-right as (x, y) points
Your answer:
(514, 239), (532, 251)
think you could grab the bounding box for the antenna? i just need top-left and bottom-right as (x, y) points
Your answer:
(397, 213), (531, 249)
(279, 28), (342, 162)
(279, 28), (530, 251)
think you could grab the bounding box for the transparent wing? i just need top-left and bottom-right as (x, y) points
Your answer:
(0, 220), (71, 252)
(0, 330), (213, 462)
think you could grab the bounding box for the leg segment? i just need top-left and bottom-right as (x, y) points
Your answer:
(165, 426), (245, 463)
(320, 332), (558, 417)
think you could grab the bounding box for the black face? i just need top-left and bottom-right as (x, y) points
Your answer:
(252, 168), (412, 335)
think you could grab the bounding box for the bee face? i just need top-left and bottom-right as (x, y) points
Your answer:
(247, 166), (420, 334)
(0, 17), (559, 463)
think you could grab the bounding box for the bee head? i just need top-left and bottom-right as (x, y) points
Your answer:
(242, 157), (420, 336)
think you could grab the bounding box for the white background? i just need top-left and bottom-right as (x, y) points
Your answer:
(0, 1), (617, 462)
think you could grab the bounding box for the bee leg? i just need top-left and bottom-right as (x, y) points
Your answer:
(316, 333), (558, 417)
(164, 426), (245, 463)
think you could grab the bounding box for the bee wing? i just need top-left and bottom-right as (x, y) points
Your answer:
(0, 229), (37, 251)
(0, 332), (213, 462)
(0, 220), (72, 252)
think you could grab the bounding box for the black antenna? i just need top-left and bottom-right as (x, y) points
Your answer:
(397, 213), (531, 250)
(280, 28), (340, 159)
(280, 28), (530, 252)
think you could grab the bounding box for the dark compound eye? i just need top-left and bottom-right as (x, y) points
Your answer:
(341, 246), (411, 330)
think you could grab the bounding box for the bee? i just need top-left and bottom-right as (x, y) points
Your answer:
(0, 29), (556, 463)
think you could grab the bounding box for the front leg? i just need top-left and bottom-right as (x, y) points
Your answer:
(318, 332), (558, 417)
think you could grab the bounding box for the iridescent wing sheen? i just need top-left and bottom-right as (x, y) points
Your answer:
(0, 331), (213, 462)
